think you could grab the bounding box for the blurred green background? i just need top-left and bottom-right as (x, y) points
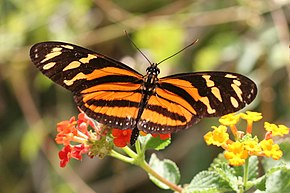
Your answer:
(1, 0), (290, 193)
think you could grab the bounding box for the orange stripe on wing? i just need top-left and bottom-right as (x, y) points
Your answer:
(82, 91), (142, 103)
(160, 78), (217, 115)
(81, 82), (141, 94)
(141, 108), (187, 127)
(155, 88), (197, 115)
(98, 67), (142, 79)
(149, 95), (191, 122)
(160, 78), (202, 101)
(65, 67), (141, 86)
(141, 96), (193, 127)
(84, 104), (139, 119)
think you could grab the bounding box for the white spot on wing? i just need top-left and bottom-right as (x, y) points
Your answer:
(233, 79), (241, 86)
(199, 97), (216, 114)
(79, 54), (97, 64)
(231, 83), (243, 101)
(225, 74), (237, 79)
(43, 62), (56, 70)
(63, 72), (87, 86)
(41, 51), (62, 63)
(52, 47), (62, 52)
(63, 61), (81, 71)
(202, 75), (215, 87)
(211, 87), (222, 102)
(61, 44), (74, 49)
(230, 97), (239, 108)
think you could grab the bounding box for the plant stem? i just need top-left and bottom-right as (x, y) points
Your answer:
(139, 160), (183, 193)
(109, 150), (134, 164)
(243, 158), (250, 190)
(135, 139), (142, 155)
(122, 146), (138, 158)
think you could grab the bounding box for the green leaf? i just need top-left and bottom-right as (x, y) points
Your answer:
(184, 170), (232, 193)
(211, 153), (228, 165)
(148, 153), (180, 189)
(234, 156), (259, 181)
(278, 140), (290, 162)
(254, 175), (267, 191)
(253, 165), (288, 191)
(138, 133), (151, 145)
(210, 162), (239, 191)
(139, 134), (171, 150)
(265, 168), (290, 193)
(248, 156), (259, 180)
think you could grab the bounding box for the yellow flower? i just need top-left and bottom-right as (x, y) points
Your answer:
(240, 111), (263, 122)
(219, 113), (240, 126)
(271, 147), (283, 160)
(224, 141), (249, 166)
(225, 153), (246, 166)
(240, 111), (263, 134)
(204, 111), (288, 166)
(259, 139), (283, 160)
(264, 122), (289, 137)
(204, 126), (229, 147)
(243, 139), (261, 154)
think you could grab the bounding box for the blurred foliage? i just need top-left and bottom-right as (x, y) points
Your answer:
(0, 0), (290, 193)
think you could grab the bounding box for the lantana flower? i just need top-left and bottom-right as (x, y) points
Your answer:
(264, 122), (289, 137)
(55, 113), (172, 167)
(112, 128), (132, 147)
(204, 125), (229, 147)
(224, 141), (249, 166)
(151, 133), (171, 140)
(204, 111), (289, 166)
(59, 144), (89, 167)
(111, 129), (171, 148)
(55, 113), (112, 167)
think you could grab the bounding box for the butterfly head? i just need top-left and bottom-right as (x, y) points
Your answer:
(146, 63), (160, 76)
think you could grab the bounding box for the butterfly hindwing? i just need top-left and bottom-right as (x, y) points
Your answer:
(30, 41), (144, 129)
(138, 72), (257, 134)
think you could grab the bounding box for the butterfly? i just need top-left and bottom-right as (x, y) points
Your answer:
(30, 41), (257, 145)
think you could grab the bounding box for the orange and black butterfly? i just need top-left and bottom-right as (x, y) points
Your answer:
(30, 41), (257, 144)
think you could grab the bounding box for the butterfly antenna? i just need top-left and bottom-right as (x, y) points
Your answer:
(157, 39), (198, 65)
(125, 30), (153, 65)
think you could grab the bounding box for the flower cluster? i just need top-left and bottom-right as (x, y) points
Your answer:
(55, 113), (112, 167)
(204, 111), (289, 166)
(55, 113), (171, 167)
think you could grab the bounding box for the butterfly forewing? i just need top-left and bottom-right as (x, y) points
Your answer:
(30, 42), (143, 92)
(30, 41), (144, 129)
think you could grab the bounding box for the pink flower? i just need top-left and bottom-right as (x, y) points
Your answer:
(58, 144), (89, 167)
